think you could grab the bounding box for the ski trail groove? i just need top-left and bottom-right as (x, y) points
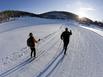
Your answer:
(0, 33), (59, 77)
(0, 58), (35, 77)
(36, 49), (64, 77)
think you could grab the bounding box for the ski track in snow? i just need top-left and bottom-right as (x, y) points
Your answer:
(1, 17), (103, 77)
(49, 26), (103, 77)
(0, 22), (64, 77)
(0, 26), (61, 77)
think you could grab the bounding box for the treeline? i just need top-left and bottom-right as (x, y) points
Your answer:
(39, 11), (103, 27)
(0, 10), (38, 23)
(0, 10), (103, 28)
(92, 21), (103, 27)
(78, 17), (103, 27)
(39, 11), (78, 20)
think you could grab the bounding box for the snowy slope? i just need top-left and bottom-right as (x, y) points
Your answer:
(0, 17), (103, 77)
(80, 26), (103, 37)
(49, 25), (103, 77)
(0, 17), (66, 77)
(0, 17), (67, 33)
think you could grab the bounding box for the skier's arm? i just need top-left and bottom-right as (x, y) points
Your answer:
(34, 38), (41, 43)
(38, 39), (40, 42)
(33, 38), (38, 43)
(70, 30), (72, 35)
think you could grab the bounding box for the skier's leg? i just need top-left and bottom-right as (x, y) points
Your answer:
(64, 42), (69, 55)
(63, 43), (65, 50)
(30, 48), (33, 58)
(64, 46), (67, 54)
(33, 48), (36, 57)
(63, 41), (65, 50)
(64, 43), (67, 54)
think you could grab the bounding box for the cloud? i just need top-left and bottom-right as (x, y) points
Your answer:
(76, 7), (96, 18)
(79, 7), (96, 11)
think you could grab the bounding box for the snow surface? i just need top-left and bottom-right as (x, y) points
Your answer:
(0, 17), (103, 77)
(80, 26), (103, 37)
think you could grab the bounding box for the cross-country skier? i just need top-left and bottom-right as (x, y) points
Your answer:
(27, 33), (40, 58)
(61, 28), (72, 55)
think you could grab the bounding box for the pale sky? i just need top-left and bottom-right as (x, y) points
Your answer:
(0, 0), (103, 21)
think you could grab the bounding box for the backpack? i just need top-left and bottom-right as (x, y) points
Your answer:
(27, 38), (32, 47)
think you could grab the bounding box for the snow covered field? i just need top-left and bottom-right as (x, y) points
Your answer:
(0, 17), (103, 77)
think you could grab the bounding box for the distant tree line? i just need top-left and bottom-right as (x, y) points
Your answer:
(92, 21), (103, 27)
(77, 17), (103, 27)
(0, 10), (103, 28)
(0, 10), (38, 23)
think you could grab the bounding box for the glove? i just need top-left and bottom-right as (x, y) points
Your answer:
(38, 39), (40, 41)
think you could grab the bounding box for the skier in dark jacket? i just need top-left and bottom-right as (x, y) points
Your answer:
(27, 33), (40, 58)
(61, 28), (72, 55)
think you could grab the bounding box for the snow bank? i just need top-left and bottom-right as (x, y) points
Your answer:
(80, 26), (103, 37)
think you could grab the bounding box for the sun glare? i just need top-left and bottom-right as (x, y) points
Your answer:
(77, 8), (88, 19)
(78, 12), (86, 19)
